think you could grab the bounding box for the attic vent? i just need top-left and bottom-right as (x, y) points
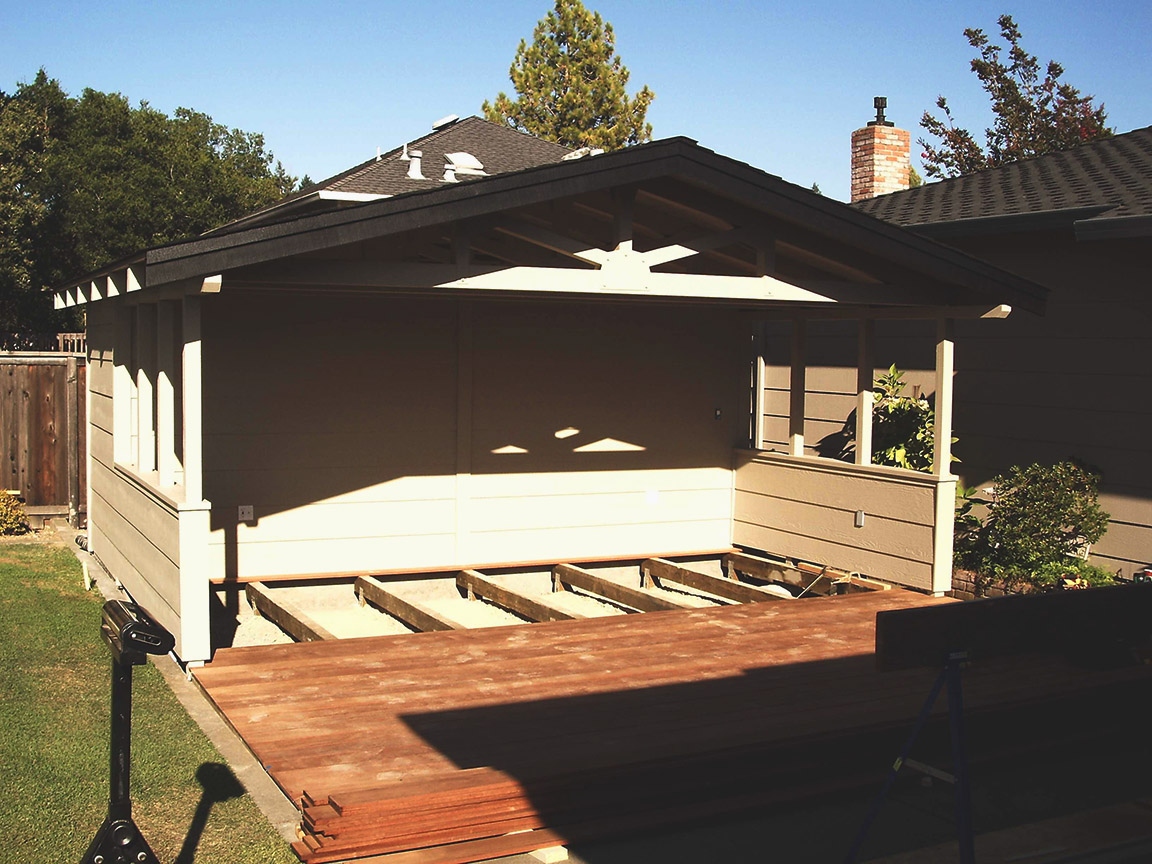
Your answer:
(562, 146), (606, 161)
(432, 114), (460, 130)
(444, 152), (486, 176)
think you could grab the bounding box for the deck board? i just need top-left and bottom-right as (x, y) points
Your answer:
(193, 589), (1149, 863)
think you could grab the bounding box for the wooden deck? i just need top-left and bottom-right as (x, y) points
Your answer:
(193, 589), (1150, 863)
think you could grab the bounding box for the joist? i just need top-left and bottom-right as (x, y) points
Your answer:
(551, 563), (692, 612)
(456, 570), (587, 622)
(723, 551), (842, 596)
(245, 582), (337, 642)
(640, 558), (786, 604)
(355, 576), (468, 632)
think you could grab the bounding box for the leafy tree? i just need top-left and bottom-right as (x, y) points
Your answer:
(0, 70), (296, 343)
(919, 15), (1111, 178)
(483, 0), (654, 150)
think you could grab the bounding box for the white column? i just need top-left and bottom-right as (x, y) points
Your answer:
(135, 304), (157, 473)
(752, 322), (767, 450)
(789, 319), (806, 457)
(933, 318), (955, 476)
(855, 318), (875, 466)
(182, 296), (203, 502)
(113, 305), (134, 465)
(156, 301), (179, 487)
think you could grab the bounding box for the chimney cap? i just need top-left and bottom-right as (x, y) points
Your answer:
(867, 96), (894, 127)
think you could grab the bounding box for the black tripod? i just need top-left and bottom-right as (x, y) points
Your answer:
(81, 600), (175, 864)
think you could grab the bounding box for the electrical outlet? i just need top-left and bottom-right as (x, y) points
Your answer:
(238, 505), (254, 522)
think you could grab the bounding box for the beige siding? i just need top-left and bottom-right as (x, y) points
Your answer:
(733, 450), (947, 591)
(202, 294), (745, 580)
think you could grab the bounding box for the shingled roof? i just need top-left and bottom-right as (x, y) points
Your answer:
(854, 126), (1152, 236)
(216, 116), (573, 232)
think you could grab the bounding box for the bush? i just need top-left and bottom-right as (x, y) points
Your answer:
(956, 461), (1111, 590)
(0, 491), (30, 535)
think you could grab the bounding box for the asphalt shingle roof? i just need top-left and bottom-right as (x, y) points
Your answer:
(315, 116), (572, 197)
(853, 126), (1152, 226)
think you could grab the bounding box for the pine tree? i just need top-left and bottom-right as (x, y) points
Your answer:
(483, 0), (654, 150)
(920, 15), (1110, 178)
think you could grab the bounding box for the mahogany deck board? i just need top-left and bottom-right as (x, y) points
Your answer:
(193, 589), (1149, 863)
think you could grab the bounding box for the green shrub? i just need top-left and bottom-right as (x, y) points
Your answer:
(0, 491), (30, 535)
(956, 461), (1111, 590)
(1029, 559), (1116, 590)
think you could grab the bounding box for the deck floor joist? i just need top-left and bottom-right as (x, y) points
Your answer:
(193, 589), (1150, 863)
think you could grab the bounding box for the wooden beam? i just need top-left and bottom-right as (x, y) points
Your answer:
(156, 300), (179, 486)
(640, 558), (785, 604)
(752, 321), (767, 449)
(789, 319), (806, 456)
(182, 296), (204, 502)
(552, 564), (691, 613)
(231, 259), (838, 304)
(135, 304), (157, 473)
(493, 218), (610, 266)
(355, 575), (467, 632)
(246, 582), (337, 642)
(722, 552), (840, 596)
(112, 306), (134, 465)
(855, 318), (874, 466)
(457, 570), (586, 622)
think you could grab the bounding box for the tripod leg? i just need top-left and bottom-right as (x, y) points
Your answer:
(842, 666), (949, 864)
(947, 659), (975, 864)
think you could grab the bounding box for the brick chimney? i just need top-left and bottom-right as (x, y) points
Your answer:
(850, 97), (911, 202)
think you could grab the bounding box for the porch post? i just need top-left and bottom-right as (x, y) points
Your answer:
(182, 296), (203, 503)
(112, 306), (134, 465)
(855, 318), (874, 466)
(789, 319), (806, 456)
(135, 304), (157, 473)
(933, 318), (955, 476)
(752, 321), (767, 449)
(156, 301), (179, 487)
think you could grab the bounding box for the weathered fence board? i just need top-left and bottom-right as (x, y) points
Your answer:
(0, 353), (86, 521)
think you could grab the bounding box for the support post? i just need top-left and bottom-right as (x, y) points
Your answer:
(933, 318), (955, 476)
(789, 319), (806, 456)
(112, 306), (134, 465)
(156, 301), (179, 487)
(455, 301), (473, 562)
(855, 319), (874, 466)
(182, 296), (203, 503)
(752, 321), (767, 449)
(66, 355), (80, 526)
(135, 305), (157, 473)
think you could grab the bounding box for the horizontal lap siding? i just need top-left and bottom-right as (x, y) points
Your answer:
(203, 293), (458, 580)
(85, 301), (185, 651)
(467, 304), (745, 563)
(733, 452), (937, 590)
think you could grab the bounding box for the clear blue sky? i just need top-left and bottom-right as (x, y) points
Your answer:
(3, 0), (1149, 201)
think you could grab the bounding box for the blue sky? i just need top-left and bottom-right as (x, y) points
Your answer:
(3, 0), (1149, 201)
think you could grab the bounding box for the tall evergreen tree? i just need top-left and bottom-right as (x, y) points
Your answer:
(920, 15), (1110, 178)
(483, 0), (654, 150)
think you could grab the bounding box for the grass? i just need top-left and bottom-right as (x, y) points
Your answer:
(0, 542), (298, 863)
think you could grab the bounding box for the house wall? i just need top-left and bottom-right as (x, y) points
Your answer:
(733, 450), (950, 592)
(201, 293), (746, 580)
(86, 300), (199, 656)
(755, 234), (1150, 579)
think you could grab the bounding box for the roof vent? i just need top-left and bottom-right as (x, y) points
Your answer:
(562, 147), (606, 161)
(444, 152), (486, 176)
(400, 143), (409, 161)
(432, 114), (460, 130)
(443, 164), (458, 183)
(407, 150), (424, 180)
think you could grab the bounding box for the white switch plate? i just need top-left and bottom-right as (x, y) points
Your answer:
(238, 505), (254, 522)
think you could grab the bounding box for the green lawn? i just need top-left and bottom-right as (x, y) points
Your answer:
(0, 542), (298, 863)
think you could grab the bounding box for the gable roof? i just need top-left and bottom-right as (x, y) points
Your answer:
(215, 116), (573, 232)
(57, 135), (1047, 316)
(854, 126), (1152, 239)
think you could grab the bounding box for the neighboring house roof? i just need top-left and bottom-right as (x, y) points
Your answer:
(216, 116), (573, 232)
(854, 126), (1152, 240)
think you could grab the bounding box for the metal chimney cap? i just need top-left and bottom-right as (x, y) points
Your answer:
(868, 96), (894, 127)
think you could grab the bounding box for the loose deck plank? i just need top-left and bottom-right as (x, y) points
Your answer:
(551, 563), (693, 612)
(641, 557), (786, 604)
(723, 551), (841, 595)
(246, 582), (337, 642)
(456, 570), (586, 622)
(356, 576), (468, 632)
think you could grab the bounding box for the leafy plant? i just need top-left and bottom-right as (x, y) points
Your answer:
(870, 366), (937, 471)
(1029, 559), (1116, 591)
(0, 491), (30, 535)
(956, 461), (1111, 590)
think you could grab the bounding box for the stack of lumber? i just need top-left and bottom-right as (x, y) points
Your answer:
(193, 590), (1151, 864)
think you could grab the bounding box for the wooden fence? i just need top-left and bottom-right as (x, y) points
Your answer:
(0, 352), (87, 524)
